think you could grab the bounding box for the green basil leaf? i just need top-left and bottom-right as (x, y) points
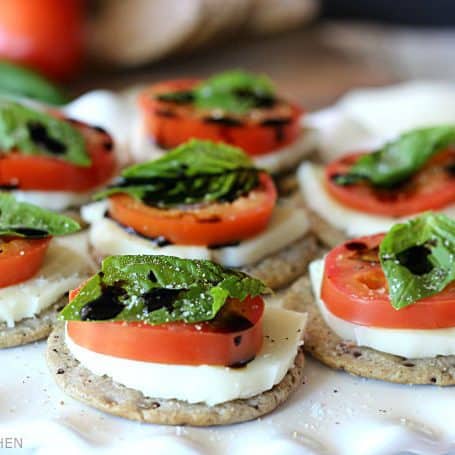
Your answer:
(0, 101), (90, 166)
(0, 193), (81, 238)
(0, 61), (68, 105)
(59, 255), (270, 324)
(379, 212), (455, 309)
(94, 139), (260, 207)
(157, 70), (276, 115)
(335, 125), (455, 187)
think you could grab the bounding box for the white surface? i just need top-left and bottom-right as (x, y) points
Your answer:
(66, 307), (306, 406)
(297, 161), (455, 237)
(2, 339), (455, 454)
(309, 259), (455, 359)
(84, 204), (309, 267)
(304, 80), (455, 162)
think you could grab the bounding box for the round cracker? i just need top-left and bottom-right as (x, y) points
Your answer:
(242, 234), (318, 289)
(47, 324), (305, 426)
(0, 299), (65, 349)
(283, 276), (455, 386)
(307, 210), (347, 249)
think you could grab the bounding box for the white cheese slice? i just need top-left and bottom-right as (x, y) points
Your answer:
(298, 161), (455, 238)
(65, 307), (306, 406)
(10, 189), (94, 211)
(250, 128), (316, 174)
(309, 258), (455, 359)
(83, 203), (309, 267)
(0, 240), (93, 327)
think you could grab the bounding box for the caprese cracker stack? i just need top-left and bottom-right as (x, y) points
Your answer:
(288, 212), (455, 385)
(82, 139), (317, 289)
(0, 194), (93, 348)
(0, 100), (117, 211)
(298, 125), (455, 247)
(47, 255), (307, 426)
(137, 70), (316, 174)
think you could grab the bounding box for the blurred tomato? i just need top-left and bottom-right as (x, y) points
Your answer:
(0, 0), (84, 81)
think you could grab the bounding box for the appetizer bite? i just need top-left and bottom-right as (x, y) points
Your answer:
(47, 255), (307, 426)
(82, 139), (317, 289)
(0, 101), (117, 211)
(0, 194), (93, 348)
(293, 213), (455, 385)
(298, 126), (455, 246)
(138, 70), (315, 174)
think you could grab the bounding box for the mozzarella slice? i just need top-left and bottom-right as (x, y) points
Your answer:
(65, 307), (306, 406)
(298, 162), (455, 237)
(251, 129), (316, 174)
(10, 189), (95, 211)
(309, 258), (455, 359)
(0, 240), (93, 327)
(211, 206), (309, 266)
(83, 204), (309, 267)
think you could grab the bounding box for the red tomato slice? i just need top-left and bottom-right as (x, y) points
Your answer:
(0, 0), (84, 81)
(108, 172), (277, 246)
(325, 149), (455, 217)
(0, 237), (50, 287)
(67, 295), (264, 366)
(0, 121), (117, 192)
(321, 234), (455, 329)
(139, 79), (303, 156)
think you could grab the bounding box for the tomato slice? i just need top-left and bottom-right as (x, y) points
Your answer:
(0, 120), (117, 192)
(67, 295), (264, 366)
(108, 172), (277, 246)
(0, 0), (84, 81)
(0, 237), (50, 287)
(321, 234), (455, 329)
(138, 79), (303, 156)
(325, 149), (455, 217)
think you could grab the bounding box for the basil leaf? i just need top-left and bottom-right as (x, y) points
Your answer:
(379, 213), (455, 309)
(157, 70), (276, 115)
(95, 139), (260, 207)
(59, 255), (270, 324)
(0, 101), (90, 166)
(0, 193), (80, 238)
(0, 61), (68, 105)
(335, 125), (455, 187)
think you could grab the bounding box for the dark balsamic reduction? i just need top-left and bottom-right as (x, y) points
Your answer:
(396, 245), (434, 275)
(80, 284), (126, 320)
(155, 110), (178, 118)
(143, 288), (183, 313)
(93, 125), (108, 134)
(27, 121), (66, 155)
(345, 241), (368, 251)
(228, 356), (255, 369)
(0, 183), (18, 190)
(210, 312), (254, 333)
(13, 227), (49, 238)
(261, 117), (291, 143)
(105, 212), (172, 247)
(103, 140), (113, 151)
(446, 163), (455, 176)
(208, 241), (240, 250)
(233, 335), (242, 346)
